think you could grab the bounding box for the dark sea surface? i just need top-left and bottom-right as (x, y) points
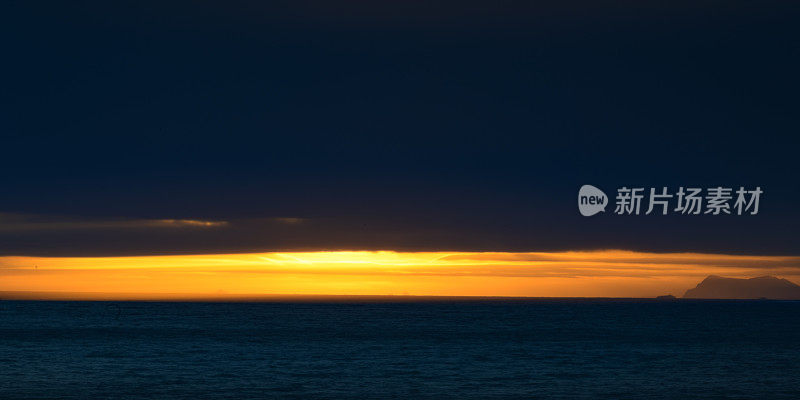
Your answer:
(1, 299), (799, 399)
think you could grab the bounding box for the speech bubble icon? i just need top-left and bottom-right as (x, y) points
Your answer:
(578, 185), (607, 216)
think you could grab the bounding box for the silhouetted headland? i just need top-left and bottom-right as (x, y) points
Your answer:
(683, 275), (800, 299)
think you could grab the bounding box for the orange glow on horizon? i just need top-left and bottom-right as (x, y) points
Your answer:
(1, 250), (799, 300)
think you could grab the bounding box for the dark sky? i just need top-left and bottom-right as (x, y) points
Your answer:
(1, 1), (798, 256)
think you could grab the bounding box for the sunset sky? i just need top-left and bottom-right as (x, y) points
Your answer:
(2, 250), (800, 299)
(2, 2), (799, 299)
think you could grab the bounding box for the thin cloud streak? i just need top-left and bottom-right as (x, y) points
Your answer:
(0, 213), (228, 232)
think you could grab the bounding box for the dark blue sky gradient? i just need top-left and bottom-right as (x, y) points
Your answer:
(1, 1), (798, 256)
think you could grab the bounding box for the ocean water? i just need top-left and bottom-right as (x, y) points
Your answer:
(1, 299), (799, 399)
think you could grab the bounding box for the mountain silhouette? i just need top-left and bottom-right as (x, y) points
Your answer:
(683, 275), (800, 299)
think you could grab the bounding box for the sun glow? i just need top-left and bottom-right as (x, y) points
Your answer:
(1, 250), (798, 300)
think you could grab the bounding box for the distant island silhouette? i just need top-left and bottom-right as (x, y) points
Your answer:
(683, 275), (800, 299)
